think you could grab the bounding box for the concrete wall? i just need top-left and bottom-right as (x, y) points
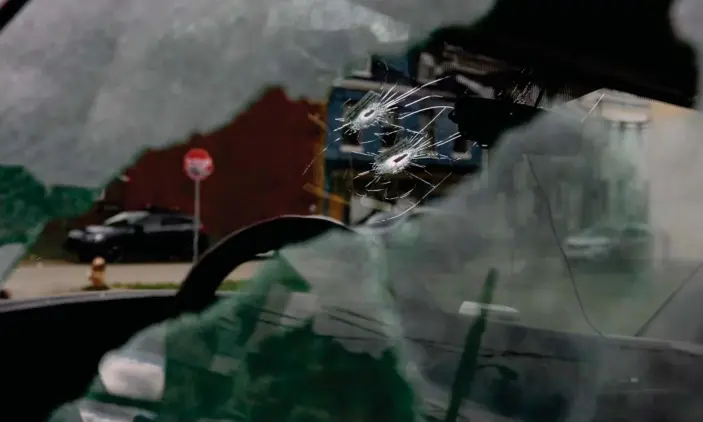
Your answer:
(577, 90), (703, 262)
(645, 101), (703, 260)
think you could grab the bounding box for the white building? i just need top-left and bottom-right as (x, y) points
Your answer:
(643, 101), (703, 261)
(579, 90), (651, 225)
(575, 90), (703, 262)
(489, 90), (653, 249)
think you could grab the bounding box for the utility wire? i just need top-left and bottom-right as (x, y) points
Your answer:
(525, 156), (605, 336)
(634, 260), (703, 337)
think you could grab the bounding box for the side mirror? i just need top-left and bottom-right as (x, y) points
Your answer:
(132, 225), (145, 234)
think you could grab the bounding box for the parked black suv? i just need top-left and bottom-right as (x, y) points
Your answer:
(63, 209), (210, 263)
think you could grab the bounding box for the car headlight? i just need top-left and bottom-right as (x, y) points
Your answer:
(86, 233), (106, 242)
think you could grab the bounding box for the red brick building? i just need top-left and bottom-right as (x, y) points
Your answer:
(44, 88), (326, 246)
(118, 88), (325, 238)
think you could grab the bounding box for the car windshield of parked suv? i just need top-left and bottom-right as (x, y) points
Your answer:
(581, 225), (620, 238)
(103, 211), (148, 227)
(5, 0), (703, 421)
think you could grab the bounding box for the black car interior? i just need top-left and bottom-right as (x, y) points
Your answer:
(1, 0), (703, 420)
(3, 215), (703, 421)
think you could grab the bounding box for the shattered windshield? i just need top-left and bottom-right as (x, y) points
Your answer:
(4, 0), (703, 421)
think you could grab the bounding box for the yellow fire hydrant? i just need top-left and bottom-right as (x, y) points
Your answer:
(88, 256), (107, 289)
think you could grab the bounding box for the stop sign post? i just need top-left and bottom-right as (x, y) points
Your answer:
(184, 148), (214, 262)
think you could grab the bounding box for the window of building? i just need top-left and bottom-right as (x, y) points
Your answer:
(417, 53), (436, 83)
(452, 136), (471, 158)
(349, 56), (372, 78)
(417, 109), (437, 153)
(340, 101), (363, 152)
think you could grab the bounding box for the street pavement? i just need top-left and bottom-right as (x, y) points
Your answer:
(4, 257), (703, 343)
(4, 261), (266, 299)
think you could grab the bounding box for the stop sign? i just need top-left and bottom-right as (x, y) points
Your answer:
(183, 148), (214, 181)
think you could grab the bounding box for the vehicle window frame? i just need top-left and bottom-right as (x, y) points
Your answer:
(138, 214), (164, 230)
(583, 225), (618, 238)
(621, 226), (651, 239)
(103, 211), (149, 227)
(161, 216), (193, 226)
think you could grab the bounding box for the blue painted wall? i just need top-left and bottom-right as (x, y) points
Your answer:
(324, 87), (481, 168)
(324, 54), (482, 168)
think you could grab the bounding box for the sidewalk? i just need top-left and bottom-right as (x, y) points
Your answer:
(4, 261), (266, 299)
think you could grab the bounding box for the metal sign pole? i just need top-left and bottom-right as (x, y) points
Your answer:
(184, 148), (213, 263)
(481, 147), (489, 183)
(193, 179), (200, 263)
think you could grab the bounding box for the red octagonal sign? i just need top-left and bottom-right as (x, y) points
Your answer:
(183, 148), (214, 181)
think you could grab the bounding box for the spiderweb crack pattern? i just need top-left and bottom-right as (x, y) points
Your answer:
(331, 73), (470, 222)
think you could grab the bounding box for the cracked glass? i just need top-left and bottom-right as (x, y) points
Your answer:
(3, 0), (703, 421)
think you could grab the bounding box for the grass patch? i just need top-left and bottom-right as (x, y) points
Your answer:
(80, 285), (111, 292)
(80, 279), (244, 292)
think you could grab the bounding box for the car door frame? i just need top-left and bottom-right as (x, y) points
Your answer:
(159, 215), (197, 260)
(132, 213), (172, 261)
